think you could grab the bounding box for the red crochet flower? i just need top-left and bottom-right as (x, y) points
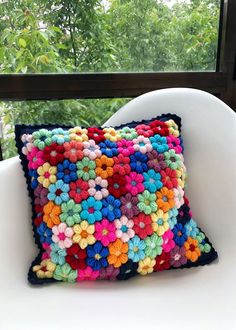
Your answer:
(113, 154), (131, 176)
(107, 174), (127, 198)
(34, 205), (43, 226)
(133, 213), (153, 239)
(87, 127), (105, 143)
(66, 244), (87, 270)
(135, 124), (154, 138)
(160, 168), (178, 189)
(154, 252), (171, 271)
(43, 143), (65, 166)
(150, 120), (169, 136)
(69, 179), (89, 203)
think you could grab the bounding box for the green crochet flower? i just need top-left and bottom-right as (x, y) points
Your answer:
(76, 157), (96, 181)
(119, 126), (138, 140)
(137, 190), (157, 215)
(144, 233), (163, 258)
(196, 232), (211, 253)
(164, 149), (183, 170)
(60, 200), (82, 226)
(32, 128), (52, 150)
(53, 263), (77, 282)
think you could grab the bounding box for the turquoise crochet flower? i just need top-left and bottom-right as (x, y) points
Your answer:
(80, 196), (102, 224)
(47, 180), (70, 205)
(51, 128), (70, 145)
(60, 199), (82, 226)
(144, 233), (163, 258)
(76, 157), (96, 181)
(32, 128), (52, 150)
(143, 169), (163, 193)
(150, 134), (169, 153)
(185, 218), (199, 238)
(50, 243), (67, 265)
(137, 190), (157, 214)
(168, 207), (178, 229)
(164, 149), (183, 170)
(53, 263), (77, 282)
(128, 235), (146, 262)
(196, 232), (211, 253)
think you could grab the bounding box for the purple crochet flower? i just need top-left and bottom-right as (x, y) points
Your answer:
(170, 246), (187, 268)
(120, 193), (139, 218)
(147, 150), (167, 172)
(34, 184), (48, 206)
(98, 265), (119, 280)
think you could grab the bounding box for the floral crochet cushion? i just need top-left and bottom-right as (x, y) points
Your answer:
(15, 114), (217, 284)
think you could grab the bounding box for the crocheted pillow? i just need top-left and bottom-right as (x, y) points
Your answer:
(15, 114), (217, 284)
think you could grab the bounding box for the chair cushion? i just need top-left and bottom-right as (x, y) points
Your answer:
(15, 114), (217, 284)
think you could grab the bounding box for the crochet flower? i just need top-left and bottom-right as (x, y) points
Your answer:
(173, 186), (185, 209)
(64, 140), (84, 162)
(119, 126), (137, 140)
(34, 204), (43, 226)
(86, 242), (109, 270)
(95, 155), (114, 179)
(99, 140), (118, 157)
(167, 135), (182, 154)
(50, 243), (67, 265)
(103, 127), (121, 142)
(170, 246), (187, 267)
(150, 120), (169, 136)
(32, 128), (52, 150)
(151, 209), (169, 236)
(160, 168), (178, 189)
(117, 139), (135, 156)
(150, 134), (169, 153)
(43, 143), (65, 166)
(53, 263), (77, 282)
(168, 207), (178, 229)
(77, 266), (99, 281)
(108, 239), (128, 268)
(33, 259), (56, 279)
(94, 219), (116, 246)
(154, 252), (171, 271)
(34, 184), (48, 206)
(108, 174), (127, 198)
(51, 128), (70, 145)
(102, 195), (121, 221)
(137, 190), (157, 214)
(73, 221), (95, 249)
(115, 216), (135, 242)
(162, 229), (175, 252)
(27, 147), (44, 170)
(42, 242), (51, 260)
(29, 168), (38, 188)
(184, 237), (201, 262)
(69, 179), (89, 203)
(177, 203), (191, 225)
(52, 223), (73, 249)
(116, 260), (138, 280)
(87, 127), (105, 143)
(125, 171), (144, 196)
(76, 157), (96, 181)
(88, 176), (109, 200)
(57, 160), (77, 183)
(133, 136), (153, 154)
(113, 154), (131, 176)
(133, 213), (153, 239)
(166, 119), (180, 137)
(135, 124), (153, 137)
(143, 169), (163, 193)
(60, 200), (82, 226)
(81, 197), (102, 224)
(137, 257), (156, 275)
(47, 180), (70, 205)
(65, 244), (87, 270)
(196, 232), (211, 253)
(37, 162), (57, 188)
(156, 187), (175, 212)
(145, 233), (163, 258)
(147, 150), (167, 172)
(37, 222), (52, 244)
(69, 127), (88, 142)
(130, 151), (148, 173)
(128, 235), (146, 262)
(43, 201), (61, 228)
(173, 223), (188, 247)
(83, 140), (101, 160)
(185, 219), (199, 238)
(120, 193), (139, 218)
(164, 149), (183, 170)
(99, 265), (120, 280)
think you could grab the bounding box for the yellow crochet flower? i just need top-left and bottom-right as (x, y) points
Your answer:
(33, 259), (56, 279)
(73, 221), (95, 249)
(103, 127), (121, 142)
(151, 209), (169, 236)
(137, 257), (156, 275)
(37, 162), (57, 188)
(69, 127), (88, 142)
(166, 119), (180, 137)
(176, 161), (187, 189)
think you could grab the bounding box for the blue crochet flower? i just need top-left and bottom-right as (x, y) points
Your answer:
(143, 169), (163, 193)
(86, 242), (109, 270)
(173, 223), (187, 246)
(185, 218), (199, 238)
(150, 134), (169, 153)
(128, 236), (146, 262)
(116, 260), (138, 280)
(29, 169), (38, 189)
(102, 195), (121, 221)
(51, 128), (70, 144)
(47, 179), (70, 205)
(80, 196), (102, 224)
(57, 160), (77, 183)
(99, 140), (118, 157)
(50, 243), (67, 265)
(168, 207), (178, 229)
(37, 222), (52, 244)
(130, 151), (148, 173)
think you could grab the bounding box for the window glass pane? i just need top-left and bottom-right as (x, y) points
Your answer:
(0, 0), (221, 73)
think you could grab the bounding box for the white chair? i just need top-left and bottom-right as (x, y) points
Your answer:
(0, 88), (235, 330)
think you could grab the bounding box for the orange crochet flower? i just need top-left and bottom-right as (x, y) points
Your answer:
(43, 201), (61, 228)
(184, 237), (201, 262)
(108, 239), (128, 268)
(156, 187), (175, 212)
(95, 155), (114, 179)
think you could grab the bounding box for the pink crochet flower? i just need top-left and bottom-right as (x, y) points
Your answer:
(135, 124), (154, 137)
(42, 242), (51, 260)
(162, 229), (175, 252)
(99, 265), (119, 280)
(27, 146), (44, 170)
(64, 140), (83, 162)
(133, 136), (153, 154)
(167, 135), (182, 154)
(94, 219), (116, 246)
(125, 172), (144, 196)
(52, 223), (73, 249)
(77, 266), (100, 281)
(115, 216), (135, 242)
(22, 134), (33, 156)
(83, 140), (102, 160)
(173, 186), (184, 209)
(88, 176), (109, 200)
(117, 139), (135, 157)
(113, 154), (131, 176)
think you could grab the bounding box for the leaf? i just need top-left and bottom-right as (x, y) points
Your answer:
(18, 38), (26, 48)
